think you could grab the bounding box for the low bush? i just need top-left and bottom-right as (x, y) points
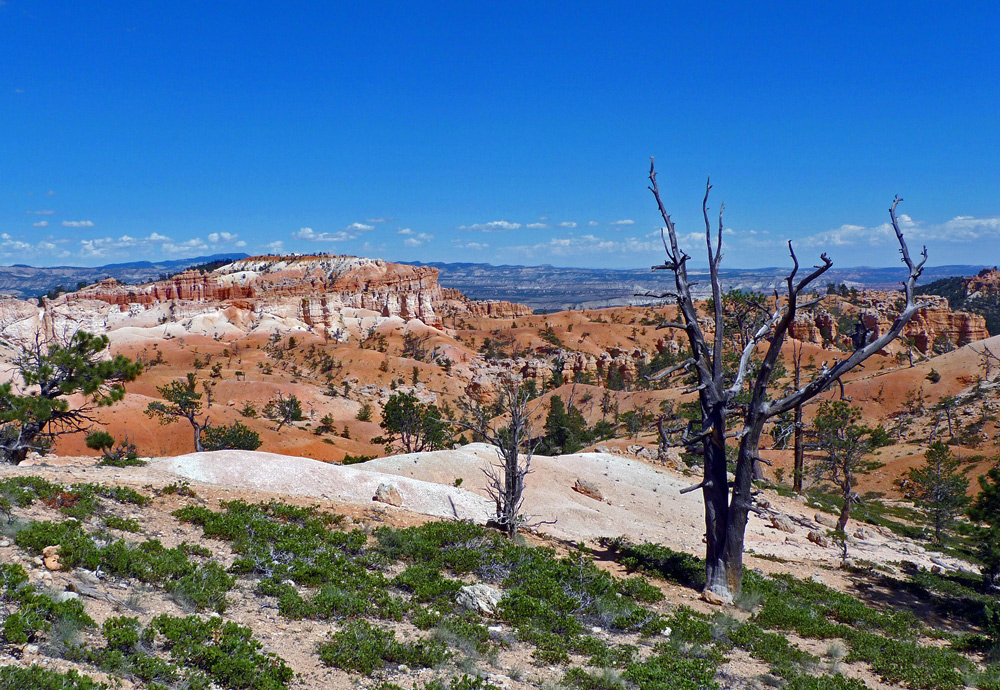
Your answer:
(317, 619), (448, 676)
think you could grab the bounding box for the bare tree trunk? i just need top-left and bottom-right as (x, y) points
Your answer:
(646, 159), (925, 603)
(837, 479), (852, 532)
(792, 343), (805, 492)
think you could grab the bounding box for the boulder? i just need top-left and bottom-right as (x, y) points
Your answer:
(373, 483), (403, 507)
(770, 515), (795, 533)
(807, 530), (831, 548)
(457, 583), (503, 616)
(573, 478), (603, 501)
(814, 513), (837, 528)
(42, 545), (63, 571)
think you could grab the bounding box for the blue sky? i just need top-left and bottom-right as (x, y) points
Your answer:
(2, 2), (998, 270)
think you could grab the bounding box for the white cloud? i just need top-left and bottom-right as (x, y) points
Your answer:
(46, 190), (55, 196)
(162, 238), (209, 255)
(557, 221), (578, 228)
(346, 222), (375, 232)
(235, 240), (247, 247)
(526, 222), (548, 229)
(62, 220), (95, 228)
(588, 221), (600, 227)
(402, 232), (433, 247)
(207, 231), (239, 244)
(454, 241), (489, 250)
(263, 240), (284, 253)
(397, 228), (414, 235)
(364, 217), (395, 224)
(147, 232), (171, 242)
(32, 221), (48, 228)
(507, 233), (660, 258)
(456, 220), (522, 232)
(611, 219), (635, 226)
(294, 227), (354, 242)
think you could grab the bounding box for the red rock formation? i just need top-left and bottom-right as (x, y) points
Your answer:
(964, 268), (1000, 298)
(68, 256), (534, 332)
(859, 293), (988, 354)
(438, 288), (533, 319)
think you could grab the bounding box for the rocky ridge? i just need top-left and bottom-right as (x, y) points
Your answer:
(788, 292), (988, 354)
(4, 255), (533, 342)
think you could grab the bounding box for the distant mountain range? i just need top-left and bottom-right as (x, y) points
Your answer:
(407, 261), (989, 312)
(2, 255), (987, 312)
(0, 253), (250, 299)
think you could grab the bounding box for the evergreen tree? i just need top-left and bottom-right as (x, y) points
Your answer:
(969, 465), (1000, 585)
(809, 400), (881, 532)
(146, 373), (209, 452)
(908, 440), (969, 543)
(378, 392), (448, 453)
(0, 331), (141, 464)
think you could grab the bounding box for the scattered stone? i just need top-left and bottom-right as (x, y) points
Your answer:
(809, 574), (826, 585)
(53, 591), (79, 604)
(814, 513), (837, 528)
(76, 570), (100, 585)
(397, 664), (410, 673)
(42, 545), (63, 571)
(661, 626), (672, 637)
(701, 589), (729, 606)
(771, 515), (795, 533)
(0, 540), (10, 548)
(756, 498), (771, 510)
(572, 478), (603, 501)
(853, 527), (869, 540)
(373, 483), (403, 507)
(457, 583), (503, 616)
(591, 626), (603, 633)
(807, 530), (831, 548)
(931, 565), (942, 575)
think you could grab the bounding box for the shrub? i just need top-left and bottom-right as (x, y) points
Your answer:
(202, 421), (262, 451)
(316, 619), (448, 676)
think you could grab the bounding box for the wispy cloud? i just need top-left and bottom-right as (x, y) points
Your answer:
(207, 231), (240, 244)
(27, 210), (54, 215)
(364, 216), (395, 224)
(588, 220), (600, 226)
(611, 219), (635, 226)
(457, 220), (522, 232)
(453, 241), (489, 250)
(557, 221), (578, 228)
(263, 240), (284, 253)
(294, 227), (355, 242)
(346, 222), (375, 232)
(525, 222), (548, 229)
(32, 220), (48, 228)
(402, 232), (433, 247)
(506, 234), (660, 258)
(62, 220), (95, 228)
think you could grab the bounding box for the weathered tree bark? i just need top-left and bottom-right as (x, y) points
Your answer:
(647, 159), (926, 602)
(792, 342), (805, 493)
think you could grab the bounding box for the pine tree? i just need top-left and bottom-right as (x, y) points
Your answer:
(810, 401), (882, 532)
(908, 440), (969, 543)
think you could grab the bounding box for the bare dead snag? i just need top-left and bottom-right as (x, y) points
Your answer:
(647, 159), (926, 602)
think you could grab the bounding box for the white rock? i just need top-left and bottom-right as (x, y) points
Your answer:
(457, 583), (503, 616)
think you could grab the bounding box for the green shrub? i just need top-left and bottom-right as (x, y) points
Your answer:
(202, 421), (262, 451)
(316, 619), (448, 676)
(599, 537), (706, 590)
(623, 645), (718, 690)
(0, 666), (107, 690)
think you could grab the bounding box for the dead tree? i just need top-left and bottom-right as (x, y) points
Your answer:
(791, 341), (806, 492)
(647, 158), (926, 602)
(454, 375), (539, 537)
